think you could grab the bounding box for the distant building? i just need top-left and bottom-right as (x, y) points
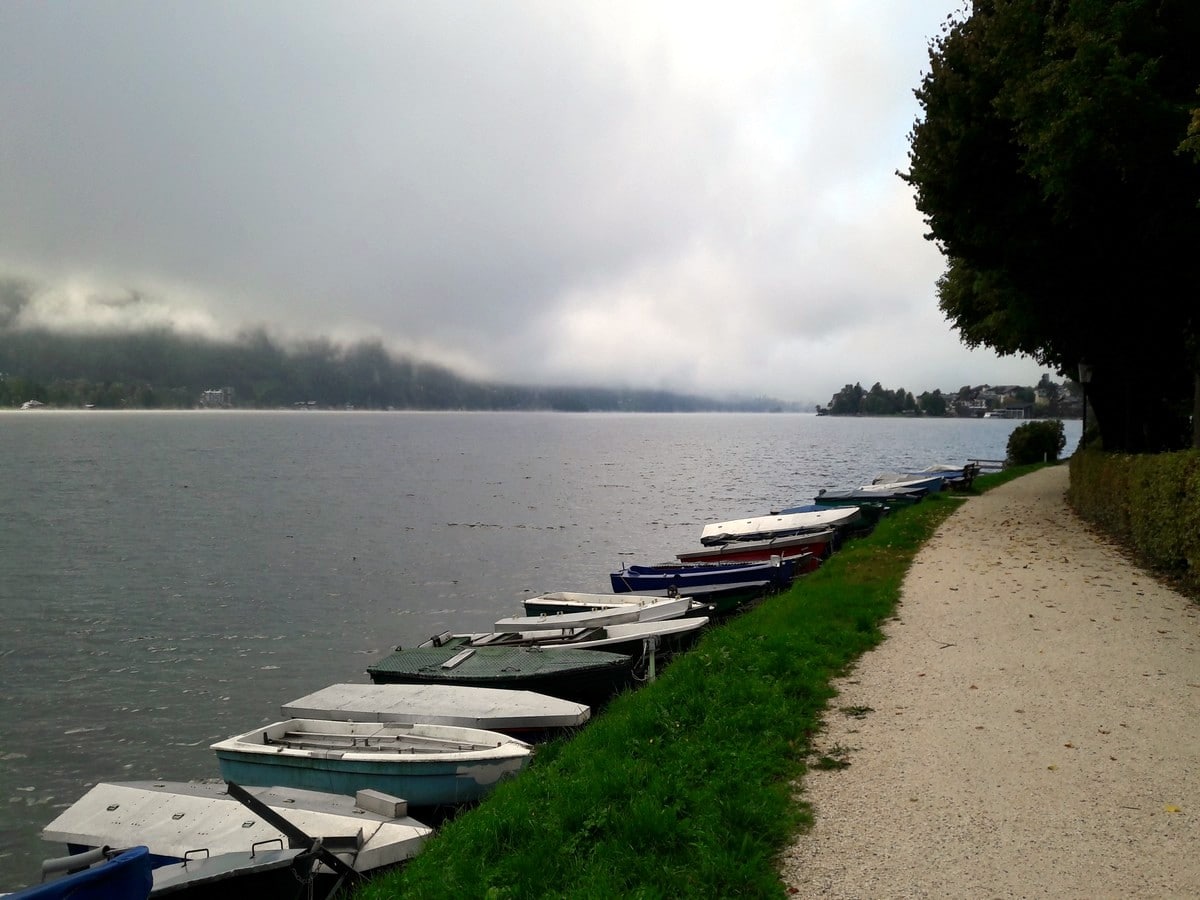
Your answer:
(200, 387), (235, 408)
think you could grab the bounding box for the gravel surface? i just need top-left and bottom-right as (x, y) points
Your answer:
(778, 465), (1200, 899)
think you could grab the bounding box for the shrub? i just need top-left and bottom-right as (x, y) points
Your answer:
(1006, 419), (1066, 465)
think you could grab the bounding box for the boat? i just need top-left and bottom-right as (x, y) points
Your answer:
(607, 557), (813, 616)
(281, 683), (590, 740)
(610, 558), (798, 595)
(39, 781), (432, 883)
(7, 845), (153, 900)
(900, 462), (980, 489)
(520, 592), (708, 621)
(699, 506), (863, 546)
(677, 531), (833, 565)
(773, 501), (890, 529)
(812, 484), (926, 507)
(869, 472), (946, 492)
(211, 719), (532, 808)
(366, 644), (640, 709)
(494, 593), (691, 629)
(418, 616), (709, 659)
(149, 844), (321, 899)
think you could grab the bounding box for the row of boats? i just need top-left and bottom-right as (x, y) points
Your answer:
(6, 464), (978, 899)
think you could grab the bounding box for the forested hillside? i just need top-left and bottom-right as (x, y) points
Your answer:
(0, 327), (791, 412)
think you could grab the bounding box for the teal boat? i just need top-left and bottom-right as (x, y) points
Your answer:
(212, 719), (532, 809)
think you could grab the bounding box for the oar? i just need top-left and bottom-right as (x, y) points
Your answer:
(224, 781), (362, 891)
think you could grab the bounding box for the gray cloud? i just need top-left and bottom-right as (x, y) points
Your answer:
(0, 1), (1046, 404)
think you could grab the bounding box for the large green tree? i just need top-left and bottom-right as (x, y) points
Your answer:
(903, 0), (1200, 452)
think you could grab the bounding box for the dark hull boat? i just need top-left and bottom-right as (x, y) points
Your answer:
(366, 644), (640, 710)
(608, 557), (815, 617)
(676, 530), (833, 565)
(610, 557), (799, 595)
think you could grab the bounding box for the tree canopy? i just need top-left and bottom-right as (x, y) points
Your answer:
(903, 0), (1200, 452)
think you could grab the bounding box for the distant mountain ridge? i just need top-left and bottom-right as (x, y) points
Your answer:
(0, 326), (798, 412)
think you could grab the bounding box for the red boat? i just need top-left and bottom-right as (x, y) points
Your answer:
(676, 530), (834, 566)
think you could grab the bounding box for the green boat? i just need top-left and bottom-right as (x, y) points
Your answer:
(366, 644), (639, 710)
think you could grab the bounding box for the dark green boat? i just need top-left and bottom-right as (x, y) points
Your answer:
(367, 644), (639, 710)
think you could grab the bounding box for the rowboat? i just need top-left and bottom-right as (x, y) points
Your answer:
(870, 472), (945, 493)
(10, 845), (153, 900)
(891, 462), (980, 489)
(773, 500), (889, 529)
(677, 532), (833, 565)
(281, 683), (590, 740)
(418, 616), (709, 659)
(699, 506), (862, 546)
(27, 846), (310, 900)
(150, 845), (320, 898)
(520, 592), (708, 621)
(607, 556), (814, 616)
(211, 719), (533, 808)
(610, 557), (806, 595)
(812, 484), (925, 506)
(39, 781), (432, 881)
(495, 593), (691, 629)
(366, 644), (640, 709)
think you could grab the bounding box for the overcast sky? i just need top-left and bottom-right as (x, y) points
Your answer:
(0, 1), (1047, 405)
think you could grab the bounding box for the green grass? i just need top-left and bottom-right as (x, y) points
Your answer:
(354, 468), (1037, 899)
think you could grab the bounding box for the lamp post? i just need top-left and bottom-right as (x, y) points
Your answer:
(1078, 361), (1094, 444)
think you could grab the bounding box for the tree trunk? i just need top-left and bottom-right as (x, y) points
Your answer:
(1194, 369), (1200, 450)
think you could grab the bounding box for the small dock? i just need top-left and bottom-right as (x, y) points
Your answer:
(967, 458), (1005, 473)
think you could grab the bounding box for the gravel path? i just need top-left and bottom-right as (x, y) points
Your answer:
(778, 465), (1200, 898)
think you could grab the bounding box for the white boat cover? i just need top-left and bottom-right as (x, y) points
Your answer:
(700, 506), (861, 544)
(503, 594), (691, 627)
(283, 683), (590, 730)
(40, 781), (432, 874)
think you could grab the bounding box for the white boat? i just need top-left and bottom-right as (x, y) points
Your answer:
(281, 683), (591, 737)
(501, 593), (693, 628)
(492, 604), (642, 631)
(40, 781), (432, 877)
(421, 616), (709, 658)
(699, 506), (862, 546)
(521, 592), (707, 620)
(870, 472), (946, 492)
(211, 719), (533, 808)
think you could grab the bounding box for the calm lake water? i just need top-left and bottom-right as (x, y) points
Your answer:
(0, 410), (1079, 887)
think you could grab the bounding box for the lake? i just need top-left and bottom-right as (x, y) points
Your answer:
(0, 410), (1078, 887)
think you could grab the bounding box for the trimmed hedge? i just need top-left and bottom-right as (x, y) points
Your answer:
(1068, 448), (1200, 589)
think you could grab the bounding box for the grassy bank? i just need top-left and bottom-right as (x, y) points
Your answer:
(356, 468), (1034, 899)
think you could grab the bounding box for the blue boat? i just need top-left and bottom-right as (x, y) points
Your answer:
(608, 558), (807, 617)
(7, 846), (153, 900)
(812, 485), (926, 507)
